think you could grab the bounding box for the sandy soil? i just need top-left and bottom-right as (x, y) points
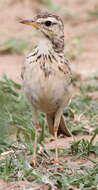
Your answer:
(0, 0), (98, 82)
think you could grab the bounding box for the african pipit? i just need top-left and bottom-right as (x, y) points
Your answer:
(20, 12), (72, 165)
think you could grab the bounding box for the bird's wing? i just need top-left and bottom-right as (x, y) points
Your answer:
(58, 57), (72, 86)
(21, 48), (37, 80)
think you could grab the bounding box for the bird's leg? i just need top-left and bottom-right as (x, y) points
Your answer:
(31, 108), (39, 166)
(32, 127), (38, 166)
(54, 109), (63, 164)
(54, 128), (59, 163)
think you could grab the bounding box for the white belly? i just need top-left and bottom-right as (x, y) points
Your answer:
(22, 65), (70, 113)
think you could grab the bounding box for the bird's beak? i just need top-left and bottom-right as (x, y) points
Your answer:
(19, 19), (41, 28)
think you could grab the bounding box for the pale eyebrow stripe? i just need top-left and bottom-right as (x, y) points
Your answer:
(37, 17), (58, 23)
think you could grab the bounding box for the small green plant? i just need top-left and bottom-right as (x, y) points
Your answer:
(0, 38), (29, 54)
(88, 7), (98, 19)
(70, 128), (98, 159)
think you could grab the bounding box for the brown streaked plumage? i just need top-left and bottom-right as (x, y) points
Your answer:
(20, 12), (72, 165)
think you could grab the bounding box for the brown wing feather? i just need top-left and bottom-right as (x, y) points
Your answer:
(58, 57), (72, 86)
(46, 113), (72, 137)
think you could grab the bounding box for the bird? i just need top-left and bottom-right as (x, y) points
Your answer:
(20, 12), (72, 166)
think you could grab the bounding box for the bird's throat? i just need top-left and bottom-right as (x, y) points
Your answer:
(37, 37), (64, 56)
(37, 39), (53, 55)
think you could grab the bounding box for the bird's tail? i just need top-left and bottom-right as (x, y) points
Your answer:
(46, 114), (72, 137)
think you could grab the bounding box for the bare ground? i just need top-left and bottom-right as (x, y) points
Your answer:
(0, 0), (98, 81)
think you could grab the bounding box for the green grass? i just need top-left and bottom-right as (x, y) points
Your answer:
(0, 75), (98, 189)
(88, 7), (98, 19)
(0, 38), (29, 54)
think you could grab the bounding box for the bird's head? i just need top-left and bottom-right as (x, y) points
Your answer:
(19, 13), (64, 52)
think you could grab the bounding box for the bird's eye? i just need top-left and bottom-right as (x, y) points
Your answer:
(44, 20), (52, 27)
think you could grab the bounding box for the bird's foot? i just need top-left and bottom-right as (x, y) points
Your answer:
(49, 158), (59, 165)
(30, 158), (38, 167)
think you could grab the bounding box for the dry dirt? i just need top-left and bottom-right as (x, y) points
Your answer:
(0, 0), (98, 82)
(0, 0), (98, 189)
